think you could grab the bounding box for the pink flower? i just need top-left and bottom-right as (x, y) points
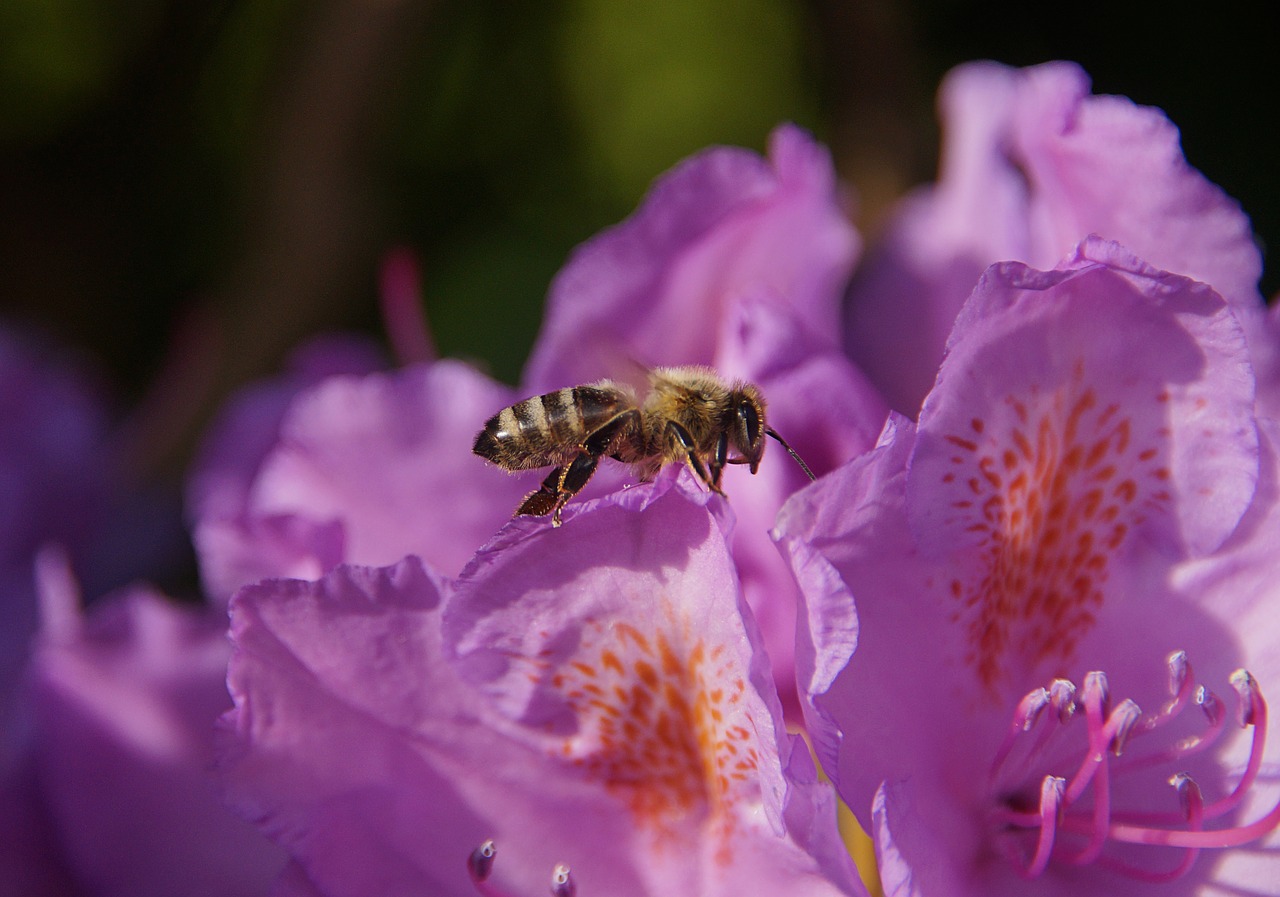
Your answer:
(846, 61), (1268, 416)
(191, 358), (525, 604)
(777, 240), (1280, 894)
(220, 472), (865, 897)
(2, 551), (284, 896)
(1, 327), (113, 728)
(185, 302), (533, 604)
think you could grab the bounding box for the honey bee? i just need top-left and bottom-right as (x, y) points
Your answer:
(473, 365), (815, 526)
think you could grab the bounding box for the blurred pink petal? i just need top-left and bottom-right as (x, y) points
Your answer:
(190, 347), (519, 602)
(847, 61), (1266, 414)
(7, 578), (284, 896)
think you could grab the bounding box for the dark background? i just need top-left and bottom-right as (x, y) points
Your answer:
(3, 0), (1276, 483)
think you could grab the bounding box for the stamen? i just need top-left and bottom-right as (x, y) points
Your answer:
(468, 841), (500, 892)
(1060, 699), (1141, 866)
(1061, 673), (1111, 805)
(1199, 672), (1266, 822)
(1023, 776), (1065, 878)
(550, 864), (576, 897)
(1048, 679), (1077, 722)
(1116, 686), (1227, 776)
(1232, 670), (1260, 727)
(466, 842), (580, 897)
(1168, 651), (1190, 699)
(1107, 700), (1143, 757)
(1025, 679), (1078, 768)
(990, 687), (1050, 775)
(992, 660), (1280, 881)
(1097, 774), (1205, 883)
(1082, 671), (1110, 719)
(1136, 651), (1194, 736)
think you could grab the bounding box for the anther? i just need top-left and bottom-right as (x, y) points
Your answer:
(1080, 671), (1110, 719)
(1048, 679), (1077, 722)
(1107, 700), (1142, 756)
(550, 864), (576, 897)
(466, 842), (579, 897)
(1230, 669), (1259, 727)
(1166, 651), (1189, 697)
(1170, 773), (1204, 822)
(1139, 651), (1194, 732)
(468, 841), (497, 883)
(991, 688), (1050, 775)
(1198, 686), (1225, 727)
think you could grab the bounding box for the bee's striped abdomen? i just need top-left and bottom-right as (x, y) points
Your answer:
(473, 384), (632, 471)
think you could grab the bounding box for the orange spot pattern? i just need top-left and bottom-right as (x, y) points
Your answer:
(549, 619), (758, 860)
(941, 372), (1172, 693)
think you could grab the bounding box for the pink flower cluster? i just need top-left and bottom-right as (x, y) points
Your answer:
(2, 61), (1277, 897)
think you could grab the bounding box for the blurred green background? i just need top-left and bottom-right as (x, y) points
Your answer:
(2, 0), (1276, 479)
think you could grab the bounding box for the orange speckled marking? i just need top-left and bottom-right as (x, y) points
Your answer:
(940, 372), (1171, 694)
(549, 620), (759, 862)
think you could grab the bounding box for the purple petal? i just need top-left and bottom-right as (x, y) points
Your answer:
(226, 558), (666, 897)
(223, 492), (863, 897)
(193, 513), (347, 603)
(524, 124), (858, 391)
(916, 238), (1256, 556)
(22, 587), (284, 897)
(871, 780), (974, 897)
(186, 335), (384, 527)
(1, 327), (112, 715)
(784, 245), (1275, 892)
(848, 61), (1264, 414)
(775, 418), (985, 825)
(223, 558), (505, 897)
(246, 361), (521, 572)
(714, 295), (888, 713)
(448, 470), (864, 895)
(194, 360), (522, 602)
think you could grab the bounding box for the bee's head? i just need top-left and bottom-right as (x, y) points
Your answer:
(730, 386), (767, 474)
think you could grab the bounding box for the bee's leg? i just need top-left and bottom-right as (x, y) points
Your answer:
(517, 452), (602, 527)
(551, 452), (601, 526)
(709, 431), (729, 489)
(518, 410), (639, 526)
(666, 421), (724, 496)
(517, 466), (569, 519)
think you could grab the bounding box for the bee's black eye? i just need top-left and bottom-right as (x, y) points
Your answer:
(737, 400), (761, 446)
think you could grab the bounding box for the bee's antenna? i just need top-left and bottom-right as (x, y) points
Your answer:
(765, 428), (817, 482)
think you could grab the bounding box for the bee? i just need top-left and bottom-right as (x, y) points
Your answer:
(473, 365), (815, 526)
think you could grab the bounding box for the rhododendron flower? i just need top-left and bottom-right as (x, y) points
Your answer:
(220, 472), (864, 897)
(1, 551), (283, 896)
(776, 239), (1280, 894)
(846, 61), (1269, 415)
(1, 327), (113, 731)
(190, 353), (525, 602)
(518, 124), (887, 709)
(187, 254), (540, 606)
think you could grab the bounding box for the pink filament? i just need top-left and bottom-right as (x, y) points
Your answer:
(991, 659), (1280, 880)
